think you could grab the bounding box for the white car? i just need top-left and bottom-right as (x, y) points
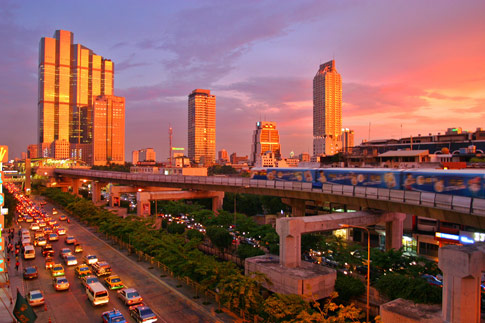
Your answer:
(64, 255), (78, 266)
(83, 254), (98, 265)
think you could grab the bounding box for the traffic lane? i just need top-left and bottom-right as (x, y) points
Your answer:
(64, 212), (218, 322)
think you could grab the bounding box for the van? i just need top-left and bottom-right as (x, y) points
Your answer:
(24, 245), (36, 259)
(22, 237), (32, 247)
(86, 282), (109, 306)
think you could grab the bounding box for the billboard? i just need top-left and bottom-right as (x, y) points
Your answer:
(0, 146), (7, 163)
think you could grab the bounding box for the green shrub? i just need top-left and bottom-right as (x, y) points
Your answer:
(334, 272), (365, 302)
(187, 229), (204, 241)
(375, 274), (442, 304)
(237, 244), (265, 259)
(167, 222), (185, 234)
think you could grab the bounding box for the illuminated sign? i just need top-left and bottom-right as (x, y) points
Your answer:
(460, 236), (475, 244)
(474, 232), (485, 242)
(435, 232), (459, 241)
(172, 147), (184, 151)
(0, 146), (7, 163)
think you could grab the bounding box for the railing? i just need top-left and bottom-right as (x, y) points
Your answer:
(55, 169), (485, 216)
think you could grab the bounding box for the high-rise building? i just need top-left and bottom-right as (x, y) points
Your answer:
(92, 95), (125, 165)
(218, 149), (229, 163)
(132, 150), (139, 165)
(188, 89), (216, 165)
(38, 30), (121, 164)
(341, 128), (355, 154)
(138, 148), (156, 162)
(313, 60), (342, 156)
(250, 121), (281, 166)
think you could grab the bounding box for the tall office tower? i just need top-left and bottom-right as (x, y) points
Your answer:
(38, 30), (117, 161)
(188, 89), (216, 165)
(313, 60), (342, 156)
(92, 95), (125, 165)
(341, 128), (355, 154)
(250, 121), (281, 166)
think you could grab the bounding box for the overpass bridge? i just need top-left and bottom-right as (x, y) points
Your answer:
(53, 169), (485, 229)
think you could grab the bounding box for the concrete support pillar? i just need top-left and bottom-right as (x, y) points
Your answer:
(282, 198), (306, 217)
(276, 218), (304, 268)
(71, 178), (80, 197)
(439, 244), (485, 323)
(385, 212), (406, 251)
(136, 191), (151, 217)
(109, 192), (120, 207)
(91, 181), (103, 204)
(211, 191), (225, 214)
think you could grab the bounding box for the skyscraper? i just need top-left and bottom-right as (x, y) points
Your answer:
(313, 60), (342, 156)
(341, 128), (355, 154)
(188, 89), (216, 165)
(38, 30), (123, 165)
(250, 121), (281, 166)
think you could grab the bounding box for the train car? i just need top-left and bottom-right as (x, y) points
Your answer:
(250, 168), (317, 184)
(313, 168), (403, 189)
(402, 169), (485, 198)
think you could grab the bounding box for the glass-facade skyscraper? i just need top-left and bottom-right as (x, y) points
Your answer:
(188, 89), (216, 165)
(38, 30), (123, 165)
(313, 60), (342, 156)
(250, 121), (281, 166)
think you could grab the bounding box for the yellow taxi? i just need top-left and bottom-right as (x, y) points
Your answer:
(104, 274), (124, 290)
(51, 264), (65, 277)
(75, 264), (92, 278)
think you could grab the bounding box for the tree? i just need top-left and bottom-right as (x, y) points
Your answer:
(334, 273), (365, 302)
(167, 223), (185, 234)
(187, 229), (204, 241)
(237, 244), (265, 259)
(206, 226), (232, 251)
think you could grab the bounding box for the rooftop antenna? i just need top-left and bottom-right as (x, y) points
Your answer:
(169, 124), (173, 167)
(368, 122), (371, 142)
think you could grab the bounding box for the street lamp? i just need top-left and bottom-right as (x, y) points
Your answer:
(340, 224), (370, 323)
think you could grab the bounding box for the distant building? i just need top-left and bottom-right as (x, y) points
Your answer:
(92, 95), (125, 165)
(188, 89), (216, 165)
(218, 149), (229, 163)
(27, 144), (38, 159)
(230, 153), (249, 165)
(139, 148), (156, 162)
(299, 152), (310, 162)
(313, 60), (342, 156)
(284, 158), (300, 167)
(341, 128), (355, 154)
(250, 121), (281, 166)
(132, 150), (139, 164)
(38, 30), (124, 164)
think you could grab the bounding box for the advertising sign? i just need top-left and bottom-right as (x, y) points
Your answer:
(0, 146), (8, 163)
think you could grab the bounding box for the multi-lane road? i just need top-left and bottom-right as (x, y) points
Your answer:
(11, 197), (229, 323)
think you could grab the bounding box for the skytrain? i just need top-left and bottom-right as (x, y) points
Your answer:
(250, 168), (485, 199)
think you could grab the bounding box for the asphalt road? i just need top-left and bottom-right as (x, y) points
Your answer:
(13, 197), (226, 323)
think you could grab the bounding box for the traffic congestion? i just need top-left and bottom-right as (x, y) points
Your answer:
(5, 183), (159, 323)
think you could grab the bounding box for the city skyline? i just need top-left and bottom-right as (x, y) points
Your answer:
(0, 1), (484, 160)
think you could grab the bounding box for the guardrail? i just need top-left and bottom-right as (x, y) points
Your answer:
(55, 169), (485, 216)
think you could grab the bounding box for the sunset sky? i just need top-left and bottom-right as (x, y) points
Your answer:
(0, 0), (484, 161)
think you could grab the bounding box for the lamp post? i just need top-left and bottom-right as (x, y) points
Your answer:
(340, 224), (370, 323)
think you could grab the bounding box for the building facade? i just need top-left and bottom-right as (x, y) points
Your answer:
(218, 149), (229, 163)
(188, 89), (216, 165)
(38, 30), (123, 165)
(92, 95), (125, 165)
(313, 60), (342, 156)
(341, 128), (355, 154)
(250, 121), (281, 166)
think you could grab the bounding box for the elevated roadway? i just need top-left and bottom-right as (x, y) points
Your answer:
(54, 169), (485, 228)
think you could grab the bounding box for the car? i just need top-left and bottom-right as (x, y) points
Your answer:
(65, 235), (76, 244)
(57, 227), (67, 235)
(129, 304), (157, 323)
(52, 208), (58, 215)
(42, 244), (55, 257)
(422, 274), (443, 287)
(102, 309), (127, 323)
(25, 216), (33, 223)
(52, 223), (60, 230)
(38, 221), (47, 228)
(84, 254), (98, 265)
(59, 214), (67, 221)
(34, 230), (45, 239)
(45, 256), (55, 269)
(75, 264), (93, 277)
(59, 248), (72, 258)
(51, 264), (65, 277)
(64, 255), (78, 266)
(34, 236), (47, 247)
(74, 243), (83, 253)
(23, 266), (39, 280)
(27, 290), (45, 307)
(42, 226), (53, 235)
(92, 261), (112, 277)
(40, 201), (47, 206)
(82, 275), (100, 288)
(48, 233), (59, 241)
(104, 275), (124, 290)
(118, 288), (143, 306)
(53, 276), (70, 291)
(30, 223), (40, 231)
